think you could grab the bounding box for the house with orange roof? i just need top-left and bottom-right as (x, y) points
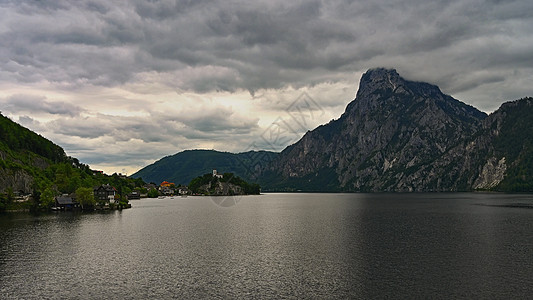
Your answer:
(159, 181), (176, 195)
(160, 181), (174, 187)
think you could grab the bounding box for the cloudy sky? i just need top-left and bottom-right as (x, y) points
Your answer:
(1, 0), (532, 175)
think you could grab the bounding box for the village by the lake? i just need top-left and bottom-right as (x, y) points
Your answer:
(2, 169), (258, 212)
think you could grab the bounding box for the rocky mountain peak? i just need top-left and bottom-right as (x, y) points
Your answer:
(345, 68), (485, 124)
(263, 68), (490, 191)
(355, 68), (402, 99)
(360, 67), (400, 86)
(357, 67), (446, 100)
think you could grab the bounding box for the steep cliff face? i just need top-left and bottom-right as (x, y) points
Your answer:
(473, 157), (507, 189)
(0, 168), (34, 194)
(263, 68), (489, 191)
(429, 97), (533, 192)
(0, 153), (53, 194)
(478, 98), (533, 191)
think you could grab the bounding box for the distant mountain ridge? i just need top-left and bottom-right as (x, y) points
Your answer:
(131, 149), (277, 185)
(133, 68), (533, 192)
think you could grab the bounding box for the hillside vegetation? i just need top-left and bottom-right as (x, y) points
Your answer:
(131, 149), (277, 185)
(188, 172), (261, 195)
(0, 113), (144, 211)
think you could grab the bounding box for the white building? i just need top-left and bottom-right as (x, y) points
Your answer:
(212, 169), (223, 178)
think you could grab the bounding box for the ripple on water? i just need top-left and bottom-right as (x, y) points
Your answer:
(1, 193), (533, 299)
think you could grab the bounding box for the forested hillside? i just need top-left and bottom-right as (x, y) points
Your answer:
(0, 113), (144, 211)
(131, 149), (277, 185)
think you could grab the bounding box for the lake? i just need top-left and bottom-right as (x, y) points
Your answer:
(1, 193), (533, 299)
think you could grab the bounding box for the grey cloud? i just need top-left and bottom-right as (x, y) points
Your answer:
(46, 104), (258, 143)
(445, 73), (507, 94)
(42, 108), (261, 170)
(163, 105), (259, 134)
(16, 115), (48, 133)
(68, 147), (168, 166)
(49, 116), (112, 139)
(133, 0), (214, 20)
(2, 94), (84, 116)
(56, 139), (179, 172)
(2, 0), (532, 106)
(18, 115), (36, 125)
(48, 113), (161, 141)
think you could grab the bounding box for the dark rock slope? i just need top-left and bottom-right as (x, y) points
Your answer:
(261, 68), (532, 192)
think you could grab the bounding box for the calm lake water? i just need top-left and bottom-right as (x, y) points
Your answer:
(1, 193), (533, 299)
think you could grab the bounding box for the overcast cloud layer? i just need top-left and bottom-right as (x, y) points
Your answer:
(1, 0), (532, 175)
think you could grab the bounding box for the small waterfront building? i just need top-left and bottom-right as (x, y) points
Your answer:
(55, 196), (79, 210)
(178, 186), (190, 195)
(94, 184), (117, 203)
(127, 191), (141, 200)
(143, 183), (157, 190)
(159, 186), (174, 195)
(160, 181), (174, 187)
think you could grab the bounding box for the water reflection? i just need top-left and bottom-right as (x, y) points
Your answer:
(1, 193), (533, 299)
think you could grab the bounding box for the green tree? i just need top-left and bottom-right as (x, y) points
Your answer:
(40, 187), (55, 209)
(118, 195), (129, 209)
(30, 190), (41, 212)
(54, 163), (72, 193)
(147, 188), (159, 198)
(0, 193), (7, 212)
(76, 187), (95, 209)
(133, 177), (145, 188)
(122, 186), (132, 199)
(5, 187), (14, 204)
